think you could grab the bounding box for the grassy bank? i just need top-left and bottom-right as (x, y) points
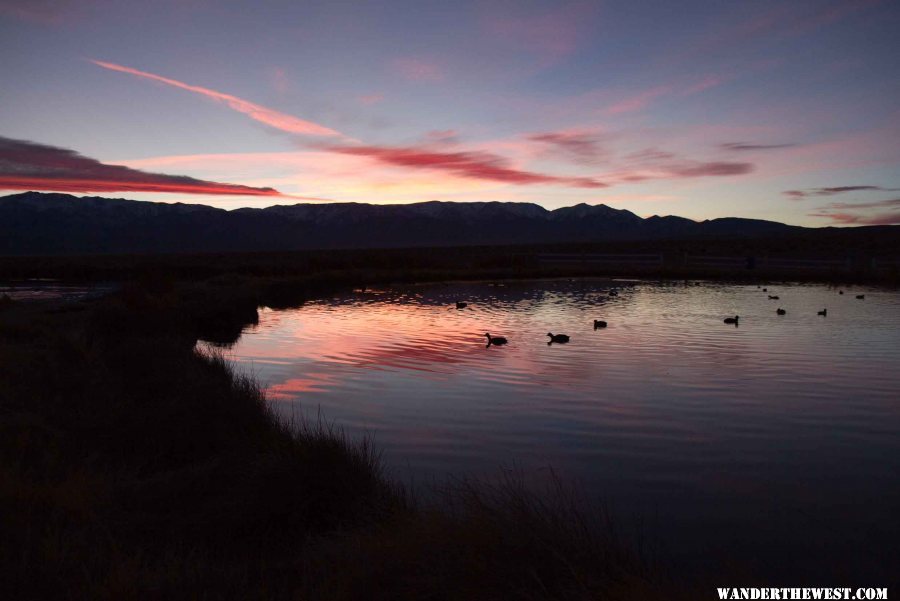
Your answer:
(0, 282), (668, 600)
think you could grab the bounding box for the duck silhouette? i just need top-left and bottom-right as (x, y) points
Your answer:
(484, 333), (507, 347)
(818, 309), (827, 316)
(768, 295), (780, 300)
(724, 315), (739, 325)
(839, 290), (844, 295)
(593, 320), (608, 329)
(456, 301), (468, 309)
(856, 294), (865, 300)
(777, 308), (786, 315)
(547, 333), (570, 344)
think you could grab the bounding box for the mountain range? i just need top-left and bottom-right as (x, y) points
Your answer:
(0, 191), (882, 255)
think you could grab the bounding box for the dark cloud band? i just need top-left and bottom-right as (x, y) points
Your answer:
(0, 136), (282, 196)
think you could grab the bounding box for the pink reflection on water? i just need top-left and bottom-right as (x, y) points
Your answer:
(267, 372), (339, 397)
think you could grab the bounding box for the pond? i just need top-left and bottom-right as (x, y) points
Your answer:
(207, 279), (900, 580)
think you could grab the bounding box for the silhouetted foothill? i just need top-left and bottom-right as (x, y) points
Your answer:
(1, 191), (807, 255)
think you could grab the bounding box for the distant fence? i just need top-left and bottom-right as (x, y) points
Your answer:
(684, 255), (748, 269)
(530, 252), (895, 275)
(536, 253), (663, 268)
(872, 257), (900, 272)
(684, 255), (853, 271)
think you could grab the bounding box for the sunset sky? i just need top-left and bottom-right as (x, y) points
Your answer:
(2, 0), (899, 226)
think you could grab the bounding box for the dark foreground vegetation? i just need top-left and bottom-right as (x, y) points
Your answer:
(0, 275), (672, 600)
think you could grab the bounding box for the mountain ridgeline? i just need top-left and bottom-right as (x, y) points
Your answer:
(0, 191), (849, 255)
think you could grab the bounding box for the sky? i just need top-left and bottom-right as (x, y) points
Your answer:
(1, 0), (899, 227)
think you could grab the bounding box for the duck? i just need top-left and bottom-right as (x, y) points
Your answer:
(768, 295), (780, 300)
(593, 319), (608, 329)
(724, 315), (739, 324)
(547, 333), (570, 344)
(839, 290), (844, 295)
(818, 309), (827, 316)
(484, 333), (507, 346)
(856, 294), (865, 300)
(762, 288), (768, 292)
(777, 308), (786, 315)
(456, 301), (468, 309)
(609, 289), (619, 297)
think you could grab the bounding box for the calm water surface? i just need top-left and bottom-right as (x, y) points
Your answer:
(211, 279), (900, 579)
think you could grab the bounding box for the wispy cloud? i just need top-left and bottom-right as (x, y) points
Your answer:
(784, 185), (897, 199)
(527, 129), (610, 165)
(823, 197), (900, 210)
(721, 142), (798, 151)
(0, 0), (76, 25)
(809, 210), (900, 225)
(90, 59), (343, 137)
(682, 75), (725, 95)
(604, 86), (672, 116)
(327, 143), (607, 188)
(0, 136), (283, 196)
(390, 58), (444, 82)
(603, 146), (754, 183)
(790, 0), (884, 35)
(808, 193), (900, 225)
(669, 1), (883, 69)
(481, 3), (597, 68)
(598, 74), (725, 117)
(358, 93), (385, 106)
(268, 66), (289, 95)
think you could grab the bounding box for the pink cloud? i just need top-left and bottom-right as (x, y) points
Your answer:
(791, 0), (883, 35)
(422, 130), (460, 145)
(682, 75), (725, 96)
(602, 146), (754, 183)
(527, 129), (610, 165)
(390, 58), (444, 82)
(0, 136), (283, 197)
(671, 1), (884, 70)
(327, 143), (607, 188)
(599, 74), (725, 116)
(749, 114), (900, 179)
(783, 185), (895, 199)
(269, 66), (289, 94)
(90, 59), (342, 137)
(358, 93), (385, 106)
(481, 3), (596, 67)
(604, 86), (672, 115)
(825, 198), (900, 210)
(0, 0), (76, 25)
(118, 150), (521, 204)
(672, 162), (754, 177)
(806, 198), (900, 225)
(809, 210), (900, 225)
(808, 193), (900, 225)
(722, 142), (797, 152)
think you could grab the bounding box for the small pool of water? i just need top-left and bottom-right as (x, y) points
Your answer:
(206, 279), (900, 580)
